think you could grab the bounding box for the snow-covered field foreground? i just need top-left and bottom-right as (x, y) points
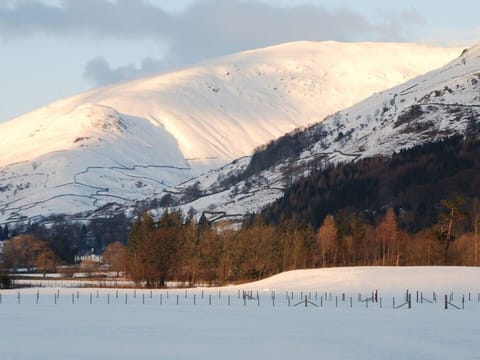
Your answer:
(1, 267), (480, 359)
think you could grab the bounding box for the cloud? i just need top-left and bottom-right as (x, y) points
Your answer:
(0, 0), (425, 86)
(0, 0), (172, 38)
(84, 56), (168, 86)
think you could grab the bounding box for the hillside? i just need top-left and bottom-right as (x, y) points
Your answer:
(168, 44), (480, 223)
(0, 42), (461, 224)
(262, 135), (480, 231)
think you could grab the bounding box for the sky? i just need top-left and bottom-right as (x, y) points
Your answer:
(1, 0), (479, 123)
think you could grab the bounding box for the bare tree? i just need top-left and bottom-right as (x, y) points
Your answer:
(377, 209), (398, 265)
(316, 215), (336, 267)
(439, 195), (466, 264)
(103, 242), (127, 277)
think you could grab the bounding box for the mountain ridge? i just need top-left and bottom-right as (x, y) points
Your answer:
(163, 43), (480, 223)
(0, 41), (463, 224)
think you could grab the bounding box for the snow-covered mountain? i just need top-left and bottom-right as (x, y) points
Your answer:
(166, 44), (480, 223)
(0, 41), (461, 224)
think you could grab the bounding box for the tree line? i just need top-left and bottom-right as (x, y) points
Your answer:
(120, 194), (478, 287)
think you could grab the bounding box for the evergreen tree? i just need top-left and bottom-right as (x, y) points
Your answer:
(127, 212), (154, 284)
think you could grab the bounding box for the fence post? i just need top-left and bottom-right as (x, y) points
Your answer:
(408, 293), (411, 309)
(72, 293), (74, 304)
(228, 295), (231, 306)
(209, 294), (212, 306)
(444, 294), (448, 309)
(350, 297), (352, 308)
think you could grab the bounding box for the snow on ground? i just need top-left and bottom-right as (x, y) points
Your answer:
(1, 267), (479, 359)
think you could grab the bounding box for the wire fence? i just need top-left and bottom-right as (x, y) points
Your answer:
(0, 287), (476, 310)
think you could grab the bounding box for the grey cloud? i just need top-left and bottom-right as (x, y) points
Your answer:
(0, 0), (424, 86)
(84, 56), (167, 86)
(0, 0), (172, 38)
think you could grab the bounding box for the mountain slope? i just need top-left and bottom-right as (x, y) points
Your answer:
(167, 44), (480, 222)
(0, 41), (461, 224)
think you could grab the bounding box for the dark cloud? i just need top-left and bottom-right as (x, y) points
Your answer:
(0, 0), (425, 86)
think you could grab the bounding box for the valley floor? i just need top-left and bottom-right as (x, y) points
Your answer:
(1, 267), (479, 359)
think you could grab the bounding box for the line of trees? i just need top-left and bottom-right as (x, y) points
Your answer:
(120, 195), (478, 287)
(1, 234), (57, 276)
(0, 197), (477, 287)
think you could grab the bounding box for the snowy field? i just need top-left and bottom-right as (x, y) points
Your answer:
(1, 267), (480, 360)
